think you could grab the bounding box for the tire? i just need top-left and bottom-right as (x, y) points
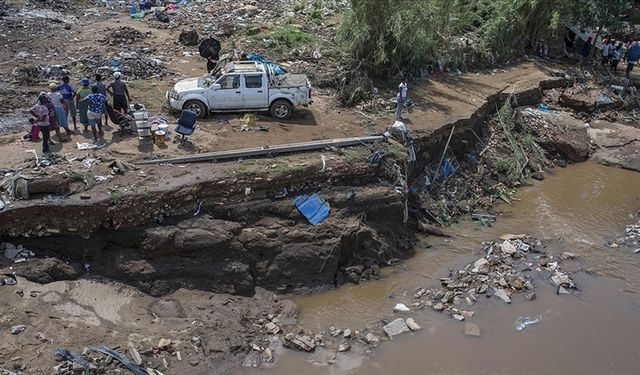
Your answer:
(183, 100), (207, 118)
(269, 99), (293, 120)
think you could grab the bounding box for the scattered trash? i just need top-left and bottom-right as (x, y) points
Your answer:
(471, 213), (496, 223)
(293, 193), (330, 225)
(367, 149), (386, 167)
(92, 346), (148, 375)
(515, 314), (542, 331)
(193, 200), (204, 216)
(393, 303), (410, 312)
(82, 158), (99, 169)
(95, 175), (113, 183)
(10, 324), (26, 335)
(109, 160), (138, 174)
(1, 275), (17, 286)
(77, 142), (98, 150)
(596, 92), (615, 107)
(538, 103), (550, 112)
(54, 348), (92, 370)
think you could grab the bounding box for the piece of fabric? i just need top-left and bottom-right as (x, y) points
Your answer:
(398, 82), (407, 99)
(247, 54), (286, 75)
(40, 126), (50, 153)
(54, 106), (68, 129)
(95, 81), (107, 95)
(64, 98), (76, 118)
(47, 91), (65, 109)
(293, 193), (330, 225)
(113, 94), (128, 113)
(76, 87), (92, 125)
(86, 93), (107, 114)
(57, 82), (75, 100)
(45, 102), (59, 130)
(31, 104), (49, 126)
(87, 110), (101, 126)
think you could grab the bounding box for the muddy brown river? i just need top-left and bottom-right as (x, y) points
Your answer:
(237, 162), (640, 375)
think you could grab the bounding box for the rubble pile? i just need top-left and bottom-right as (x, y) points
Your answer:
(106, 26), (148, 46)
(75, 51), (167, 80)
(11, 65), (70, 84)
(409, 236), (578, 320)
(609, 216), (640, 253)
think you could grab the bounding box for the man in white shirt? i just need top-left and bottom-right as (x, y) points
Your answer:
(601, 40), (611, 65)
(396, 78), (408, 120)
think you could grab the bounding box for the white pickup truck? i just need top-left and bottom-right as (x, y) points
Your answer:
(167, 57), (312, 120)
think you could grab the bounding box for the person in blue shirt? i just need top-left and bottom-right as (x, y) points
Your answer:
(57, 76), (77, 131)
(81, 86), (108, 143)
(626, 41), (640, 78)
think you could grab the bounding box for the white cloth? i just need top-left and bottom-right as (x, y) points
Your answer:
(87, 110), (102, 120)
(47, 91), (64, 109)
(398, 82), (407, 99)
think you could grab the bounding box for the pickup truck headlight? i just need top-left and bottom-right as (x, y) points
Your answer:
(169, 89), (179, 100)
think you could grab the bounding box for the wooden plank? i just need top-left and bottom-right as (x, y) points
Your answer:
(137, 136), (385, 165)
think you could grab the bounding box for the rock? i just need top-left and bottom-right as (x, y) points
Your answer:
(383, 318), (410, 338)
(525, 292), (537, 301)
(553, 158), (568, 168)
(10, 324), (26, 335)
(8, 258), (83, 284)
(191, 336), (202, 347)
(364, 333), (379, 344)
(151, 299), (186, 318)
(464, 323), (481, 337)
(4, 243), (20, 259)
(393, 303), (410, 312)
(476, 284), (488, 294)
(337, 343), (351, 352)
(452, 314), (465, 321)
(127, 344), (142, 366)
(550, 273), (572, 287)
(261, 348), (273, 363)
(472, 258), (489, 273)
(433, 302), (445, 312)
(560, 252), (576, 260)
(500, 240), (517, 255)
(284, 333), (315, 352)
(189, 359), (199, 366)
(405, 318), (421, 331)
(178, 30), (199, 46)
(493, 288), (512, 303)
(276, 300), (299, 326)
(342, 329), (351, 338)
(157, 338), (171, 349)
(531, 172), (545, 181)
(264, 322), (280, 334)
(252, 343), (261, 351)
(557, 286), (571, 295)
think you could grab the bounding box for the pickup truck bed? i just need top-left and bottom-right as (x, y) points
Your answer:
(271, 74), (308, 88)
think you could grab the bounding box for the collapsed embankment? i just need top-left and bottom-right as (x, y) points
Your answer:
(0, 74), (582, 298)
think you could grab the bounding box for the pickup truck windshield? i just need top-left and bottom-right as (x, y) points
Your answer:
(217, 75), (240, 89)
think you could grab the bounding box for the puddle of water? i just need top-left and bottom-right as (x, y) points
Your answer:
(236, 162), (640, 374)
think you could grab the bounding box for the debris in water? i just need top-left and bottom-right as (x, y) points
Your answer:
(515, 314), (542, 331)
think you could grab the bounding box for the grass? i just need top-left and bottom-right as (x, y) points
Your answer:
(70, 171), (95, 191)
(267, 25), (316, 47)
(292, 1), (305, 12)
(111, 190), (124, 205)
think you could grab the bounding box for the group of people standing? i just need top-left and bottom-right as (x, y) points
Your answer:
(29, 72), (131, 153)
(581, 36), (640, 77)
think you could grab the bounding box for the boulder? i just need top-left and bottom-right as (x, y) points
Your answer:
(284, 334), (315, 352)
(383, 318), (410, 338)
(493, 288), (512, 303)
(405, 318), (421, 331)
(7, 258), (83, 284)
(364, 333), (379, 344)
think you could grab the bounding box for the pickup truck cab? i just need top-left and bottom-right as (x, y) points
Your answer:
(167, 56), (312, 120)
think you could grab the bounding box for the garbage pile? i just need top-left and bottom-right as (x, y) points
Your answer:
(75, 51), (166, 80)
(3, 242), (35, 262)
(410, 235), (578, 321)
(106, 26), (148, 46)
(11, 65), (70, 84)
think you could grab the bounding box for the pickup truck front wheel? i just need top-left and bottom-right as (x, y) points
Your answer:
(270, 99), (293, 120)
(183, 100), (207, 119)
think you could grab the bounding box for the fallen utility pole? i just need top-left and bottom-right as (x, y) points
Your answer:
(137, 136), (386, 165)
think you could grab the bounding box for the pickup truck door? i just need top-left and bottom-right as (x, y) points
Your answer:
(209, 74), (241, 109)
(242, 74), (268, 108)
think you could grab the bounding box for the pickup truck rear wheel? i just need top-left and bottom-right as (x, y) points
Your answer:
(270, 99), (293, 120)
(183, 100), (207, 118)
